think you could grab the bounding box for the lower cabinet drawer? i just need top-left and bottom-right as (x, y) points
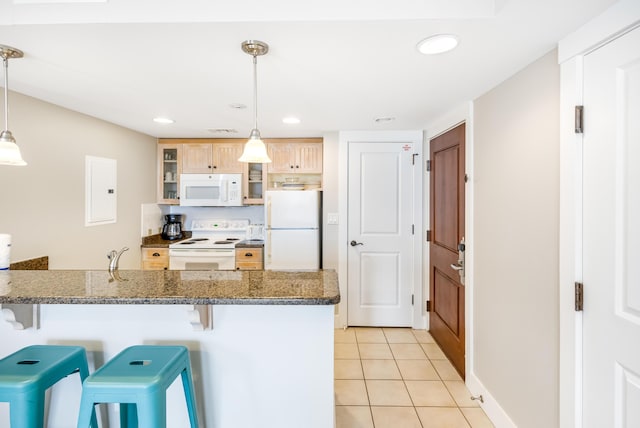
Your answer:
(235, 248), (263, 270)
(141, 248), (169, 270)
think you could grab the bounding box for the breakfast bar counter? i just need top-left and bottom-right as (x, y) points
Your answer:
(0, 269), (339, 428)
(0, 269), (339, 305)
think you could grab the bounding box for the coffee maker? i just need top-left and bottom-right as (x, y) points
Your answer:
(161, 214), (184, 240)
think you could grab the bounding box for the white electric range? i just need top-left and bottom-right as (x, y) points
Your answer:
(168, 219), (250, 271)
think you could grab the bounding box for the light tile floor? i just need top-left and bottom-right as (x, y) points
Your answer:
(335, 327), (494, 428)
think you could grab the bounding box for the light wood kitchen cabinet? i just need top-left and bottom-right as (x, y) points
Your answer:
(243, 161), (267, 205)
(141, 248), (169, 270)
(157, 138), (323, 204)
(267, 139), (323, 174)
(182, 142), (244, 174)
(235, 247), (263, 270)
(157, 144), (181, 204)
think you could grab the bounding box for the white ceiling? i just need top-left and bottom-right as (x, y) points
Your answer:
(0, 0), (616, 139)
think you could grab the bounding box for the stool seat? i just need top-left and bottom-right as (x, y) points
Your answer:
(77, 345), (199, 428)
(0, 345), (97, 428)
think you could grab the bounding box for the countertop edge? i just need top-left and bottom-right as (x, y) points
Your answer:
(0, 296), (341, 305)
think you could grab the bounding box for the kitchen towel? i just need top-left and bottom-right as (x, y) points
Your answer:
(0, 234), (10, 270)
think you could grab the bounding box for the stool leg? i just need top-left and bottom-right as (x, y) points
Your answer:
(180, 367), (200, 428)
(10, 394), (44, 428)
(76, 395), (96, 428)
(76, 354), (99, 428)
(136, 393), (166, 428)
(120, 403), (138, 428)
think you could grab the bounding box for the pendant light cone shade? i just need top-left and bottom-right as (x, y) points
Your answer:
(238, 128), (271, 163)
(0, 45), (26, 166)
(238, 40), (271, 163)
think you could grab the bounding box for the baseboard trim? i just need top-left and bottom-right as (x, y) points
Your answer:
(466, 371), (517, 428)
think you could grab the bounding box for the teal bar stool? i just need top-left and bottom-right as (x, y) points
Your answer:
(77, 345), (199, 428)
(0, 345), (98, 428)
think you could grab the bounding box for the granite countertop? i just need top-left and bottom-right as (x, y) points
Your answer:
(0, 269), (340, 306)
(141, 235), (263, 248)
(141, 232), (192, 248)
(235, 240), (264, 248)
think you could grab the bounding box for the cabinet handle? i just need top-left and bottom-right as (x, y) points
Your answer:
(152, 252), (160, 257)
(245, 253), (253, 257)
(213, 165), (217, 169)
(290, 165), (294, 169)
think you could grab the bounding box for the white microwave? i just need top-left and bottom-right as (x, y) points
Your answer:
(179, 173), (243, 206)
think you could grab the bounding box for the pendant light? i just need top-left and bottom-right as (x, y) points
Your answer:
(0, 45), (26, 166)
(238, 40), (271, 163)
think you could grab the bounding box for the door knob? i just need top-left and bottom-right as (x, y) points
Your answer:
(350, 240), (364, 247)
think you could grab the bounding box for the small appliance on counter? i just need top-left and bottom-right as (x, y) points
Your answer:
(161, 214), (184, 240)
(246, 224), (265, 241)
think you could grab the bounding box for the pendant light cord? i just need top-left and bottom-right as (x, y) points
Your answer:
(2, 56), (8, 132)
(253, 54), (258, 131)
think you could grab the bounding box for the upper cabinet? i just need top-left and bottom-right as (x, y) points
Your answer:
(243, 161), (267, 205)
(157, 138), (323, 205)
(182, 142), (244, 174)
(267, 139), (323, 174)
(157, 143), (181, 204)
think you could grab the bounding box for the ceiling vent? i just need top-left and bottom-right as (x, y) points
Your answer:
(207, 128), (239, 134)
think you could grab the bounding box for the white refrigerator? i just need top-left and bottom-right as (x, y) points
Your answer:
(264, 190), (321, 270)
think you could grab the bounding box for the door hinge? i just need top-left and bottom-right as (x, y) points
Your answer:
(426, 300), (431, 312)
(426, 230), (431, 242)
(412, 153), (419, 165)
(575, 106), (584, 134)
(464, 174), (469, 183)
(575, 282), (583, 311)
(412, 224), (415, 235)
(411, 294), (414, 305)
(426, 160), (431, 172)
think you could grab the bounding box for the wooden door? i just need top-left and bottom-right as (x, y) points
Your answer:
(429, 123), (466, 377)
(582, 27), (640, 427)
(347, 142), (414, 326)
(213, 142), (244, 173)
(182, 143), (213, 173)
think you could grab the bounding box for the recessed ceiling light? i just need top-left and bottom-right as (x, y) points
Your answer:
(282, 117), (301, 125)
(229, 103), (247, 109)
(374, 117), (395, 123)
(153, 117), (174, 124)
(417, 34), (459, 55)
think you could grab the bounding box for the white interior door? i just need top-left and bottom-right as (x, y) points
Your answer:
(347, 142), (414, 326)
(583, 26), (640, 427)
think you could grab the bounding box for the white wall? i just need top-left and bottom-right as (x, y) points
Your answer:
(0, 90), (157, 269)
(472, 49), (560, 427)
(321, 132), (339, 272)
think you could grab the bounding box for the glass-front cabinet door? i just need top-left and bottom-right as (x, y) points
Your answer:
(157, 144), (181, 204)
(243, 161), (267, 204)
